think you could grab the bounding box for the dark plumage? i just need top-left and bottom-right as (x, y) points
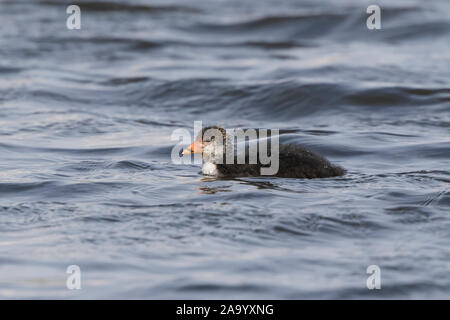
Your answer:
(216, 143), (345, 178)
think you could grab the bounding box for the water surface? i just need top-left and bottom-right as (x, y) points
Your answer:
(0, 0), (449, 299)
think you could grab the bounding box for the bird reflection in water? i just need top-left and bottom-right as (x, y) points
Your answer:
(197, 177), (301, 194)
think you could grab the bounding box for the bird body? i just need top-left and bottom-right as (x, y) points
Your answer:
(183, 126), (345, 179)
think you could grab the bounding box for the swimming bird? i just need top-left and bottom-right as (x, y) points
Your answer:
(182, 126), (345, 178)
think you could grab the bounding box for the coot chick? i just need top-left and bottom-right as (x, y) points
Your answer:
(182, 126), (345, 179)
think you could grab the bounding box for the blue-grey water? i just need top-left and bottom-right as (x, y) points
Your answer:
(0, 0), (449, 299)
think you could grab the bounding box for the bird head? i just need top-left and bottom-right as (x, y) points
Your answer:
(183, 126), (228, 163)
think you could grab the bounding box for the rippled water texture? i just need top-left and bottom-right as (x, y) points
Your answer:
(0, 0), (449, 299)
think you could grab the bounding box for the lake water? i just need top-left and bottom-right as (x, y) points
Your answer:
(0, 0), (449, 299)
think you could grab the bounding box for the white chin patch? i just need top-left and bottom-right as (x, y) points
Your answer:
(202, 162), (219, 176)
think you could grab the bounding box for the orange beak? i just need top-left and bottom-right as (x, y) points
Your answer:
(182, 141), (204, 155)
